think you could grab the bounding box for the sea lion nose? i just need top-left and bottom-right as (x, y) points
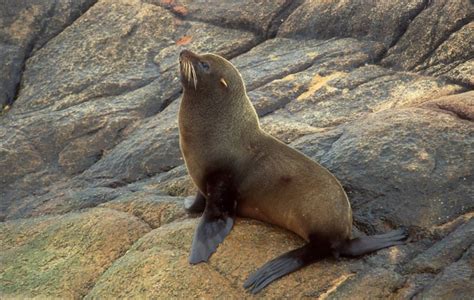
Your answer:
(180, 50), (195, 60)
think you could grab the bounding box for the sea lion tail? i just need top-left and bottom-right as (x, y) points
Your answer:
(337, 228), (408, 257)
(243, 238), (332, 294)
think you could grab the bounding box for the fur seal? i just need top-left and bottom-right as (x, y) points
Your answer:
(178, 50), (407, 293)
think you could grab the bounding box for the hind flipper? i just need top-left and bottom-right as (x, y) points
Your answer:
(189, 171), (237, 264)
(184, 192), (206, 214)
(340, 228), (408, 257)
(371, 228), (407, 240)
(244, 240), (330, 294)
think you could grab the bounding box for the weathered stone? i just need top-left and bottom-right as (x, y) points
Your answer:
(416, 22), (474, 87)
(100, 192), (186, 228)
(421, 90), (474, 121)
(327, 268), (404, 299)
(76, 99), (183, 185)
(417, 244), (474, 299)
(279, 0), (427, 47)
(13, 0), (255, 113)
(0, 44), (23, 108)
(121, 164), (196, 197)
(272, 64), (464, 128)
(382, 0), (474, 73)
(260, 114), (324, 144)
(0, 208), (150, 298)
(247, 38), (386, 118)
(233, 37), (384, 90)
(0, 0), (98, 108)
(407, 218), (474, 273)
(151, 0), (298, 37)
(4, 185), (125, 220)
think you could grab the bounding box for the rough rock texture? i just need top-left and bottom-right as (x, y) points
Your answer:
(1, 0), (473, 298)
(278, 0), (428, 47)
(0, 208), (150, 298)
(381, 0), (474, 86)
(0, 0), (98, 108)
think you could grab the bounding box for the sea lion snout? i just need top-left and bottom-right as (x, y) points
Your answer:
(179, 50), (199, 89)
(180, 50), (197, 61)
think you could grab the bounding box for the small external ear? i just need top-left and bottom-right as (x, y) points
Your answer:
(220, 78), (228, 88)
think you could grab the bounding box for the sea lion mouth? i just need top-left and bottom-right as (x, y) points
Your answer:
(179, 50), (198, 90)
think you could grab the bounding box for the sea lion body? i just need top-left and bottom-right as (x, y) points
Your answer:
(179, 79), (350, 244)
(178, 50), (406, 293)
(237, 135), (352, 243)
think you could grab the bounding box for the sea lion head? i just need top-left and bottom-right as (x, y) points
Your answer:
(179, 50), (245, 97)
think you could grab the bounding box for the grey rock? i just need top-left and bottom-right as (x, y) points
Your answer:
(150, 0), (299, 37)
(382, 0), (474, 74)
(417, 244), (474, 299)
(416, 22), (474, 87)
(0, 44), (23, 107)
(0, 0), (98, 108)
(407, 219), (474, 274)
(278, 0), (427, 47)
(274, 64), (464, 128)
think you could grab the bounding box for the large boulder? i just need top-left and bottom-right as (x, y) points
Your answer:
(0, 208), (150, 298)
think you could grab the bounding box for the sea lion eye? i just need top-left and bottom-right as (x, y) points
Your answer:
(199, 61), (210, 71)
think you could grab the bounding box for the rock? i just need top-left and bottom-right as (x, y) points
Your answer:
(417, 244), (474, 299)
(421, 90), (474, 121)
(13, 0), (256, 113)
(0, 0), (98, 108)
(415, 22), (474, 87)
(0, 208), (150, 298)
(128, 164), (197, 197)
(100, 192), (186, 228)
(407, 218), (474, 274)
(381, 0), (474, 81)
(0, 44), (23, 108)
(233, 37), (384, 90)
(326, 268), (404, 299)
(278, 0), (427, 47)
(272, 64), (464, 128)
(78, 100), (184, 185)
(152, 0), (300, 37)
(4, 185), (126, 220)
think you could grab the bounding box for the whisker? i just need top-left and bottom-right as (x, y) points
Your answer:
(186, 61), (192, 84)
(183, 61), (187, 81)
(186, 61), (191, 81)
(191, 63), (197, 89)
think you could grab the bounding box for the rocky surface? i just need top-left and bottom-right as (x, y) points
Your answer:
(1, 0), (473, 298)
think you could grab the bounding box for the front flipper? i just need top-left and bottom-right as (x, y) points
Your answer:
(189, 171), (238, 264)
(189, 214), (234, 263)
